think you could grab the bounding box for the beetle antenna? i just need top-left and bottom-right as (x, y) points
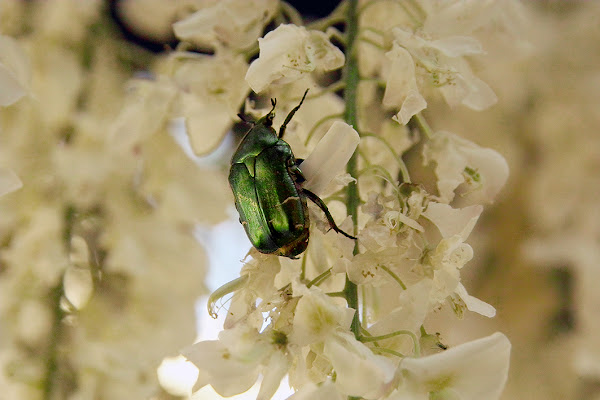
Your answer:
(279, 89), (309, 139)
(302, 188), (357, 240)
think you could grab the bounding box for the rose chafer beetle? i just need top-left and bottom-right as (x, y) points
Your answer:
(229, 90), (356, 258)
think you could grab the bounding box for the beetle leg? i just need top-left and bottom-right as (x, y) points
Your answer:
(279, 89), (309, 139)
(302, 188), (357, 240)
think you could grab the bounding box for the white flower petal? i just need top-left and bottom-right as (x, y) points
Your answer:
(290, 288), (349, 346)
(369, 280), (431, 343)
(423, 202), (483, 240)
(109, 79), (177, 150)
(0, 168), (22, 197)
(393, 90), (427, 125)
(394, 211), (425, 232)
(0, 34), (31, 106)
(300, 121), (359, 195)
(324, 332), (395, 399)
(179, 95), (231, 154)
(439, 57), (497, 111)
(455, 283), (496, 318)
(182, 339), (259, 397)
(257, 352), (289, 400)
(400, 332), (511, 400)
(429, 36), (483, 57)
(305, 30), (345, 71)
(383, 44), (427, 124)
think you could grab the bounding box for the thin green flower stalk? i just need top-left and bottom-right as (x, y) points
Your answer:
(342, 0), (362, 343)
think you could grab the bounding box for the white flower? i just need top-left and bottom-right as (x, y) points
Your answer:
(110, 51), (249, 155)
(0, 34), (31, 106)
(427, 236), (473, 299)
(173, 0), (278, 50)
(108, 77), (178, 151)
(290, 286), (354, 346)
(383, 44), (427, 125)
(384, 23), (496, 122)
(367, 280), (432, 354)
(422, 131), (509, 205)
(324, 331), (396, 399)
(396, 332), (511, 400)
(182, 324), (291, 400)
(168, 51), (249, 154)
(246, 24), (345, 93)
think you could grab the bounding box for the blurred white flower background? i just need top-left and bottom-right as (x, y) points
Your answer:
(0, 1), (598, 399)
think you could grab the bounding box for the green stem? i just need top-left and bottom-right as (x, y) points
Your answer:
(280, 1), (304, 26)
(42, 282), (66, 400)
(360, 133), (411, 183)
(43, 205), (76, 399)
(379, 264), (407, 290)
(307, 268), (332, 288)
(307, 1), (348, 31)
(360, 329), (420, 357)
(343, 0), (361, 346)
(412, 113), (433, 140)
(304, 113), (344, 146)
(371, 347), (405, 358)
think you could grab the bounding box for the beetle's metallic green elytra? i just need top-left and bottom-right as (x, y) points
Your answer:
(229, 91), (355, 258)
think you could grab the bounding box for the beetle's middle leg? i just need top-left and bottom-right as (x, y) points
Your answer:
(302, 188), (357, 240)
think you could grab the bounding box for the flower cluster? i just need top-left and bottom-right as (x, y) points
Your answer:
(168, 0), (516, 399)
(0, 1), (228, 398)
(0, 0), (528, 399)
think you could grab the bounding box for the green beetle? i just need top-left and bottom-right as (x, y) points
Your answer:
(229, 90), (355, 258)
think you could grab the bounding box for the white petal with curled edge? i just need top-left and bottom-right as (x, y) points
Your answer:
(0, 168), (22, 197)
(383, 44), (427, 125)
(423, 202), (483, 240)
(392, 89), (427, 125)
(300, 121), (359, 195)
(455, 283), (496, 318)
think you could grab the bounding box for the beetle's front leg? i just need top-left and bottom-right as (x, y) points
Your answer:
(302, 188), (357, 240)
